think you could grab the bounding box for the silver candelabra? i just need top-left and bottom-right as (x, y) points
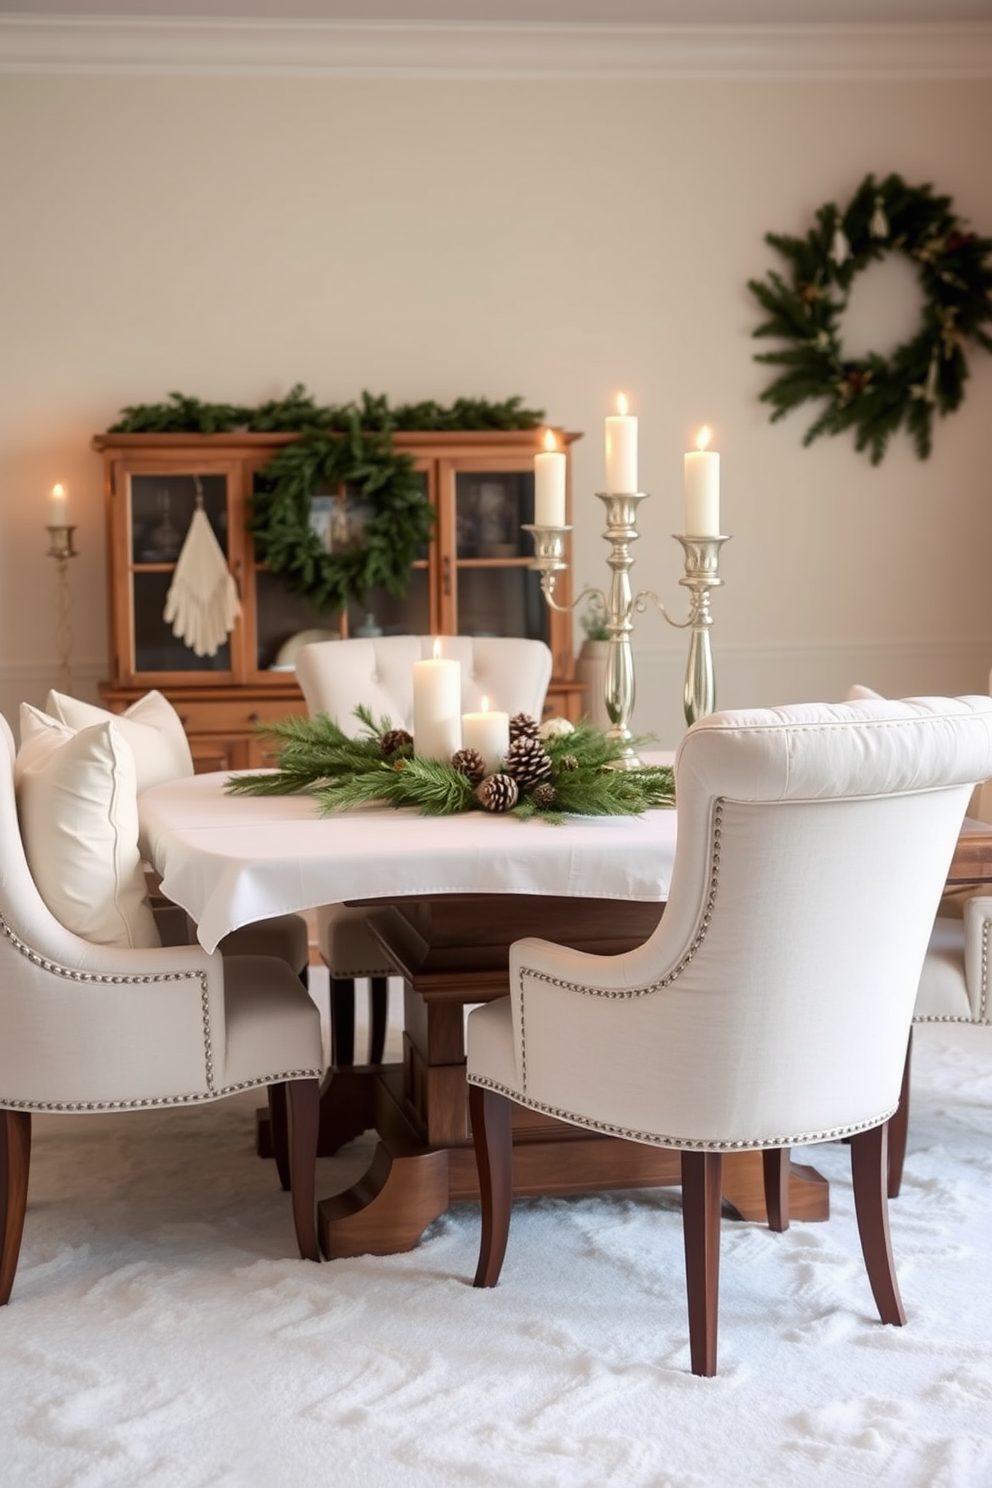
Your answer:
(525, 492), (728, 765)
(46, 524), (78, 695)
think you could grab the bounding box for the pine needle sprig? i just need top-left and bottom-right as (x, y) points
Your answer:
(225, 709), (675, 821)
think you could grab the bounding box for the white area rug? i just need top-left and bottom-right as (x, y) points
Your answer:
(4, 980), (992, 1488)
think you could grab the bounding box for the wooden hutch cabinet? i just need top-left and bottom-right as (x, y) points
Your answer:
(93, 429), (583, 770)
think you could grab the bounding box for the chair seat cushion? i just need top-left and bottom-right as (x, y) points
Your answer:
(914, 917), (970, 1021)
(466, 998), (519, 1096)
(316, 904), (396, 977)
(222, 954), (324, 1089)
(219, 913), (310, 976)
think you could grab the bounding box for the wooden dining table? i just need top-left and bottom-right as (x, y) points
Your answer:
(138, 776), (992, 1261)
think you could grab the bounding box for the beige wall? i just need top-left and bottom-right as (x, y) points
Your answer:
(1, 66), (990, 744)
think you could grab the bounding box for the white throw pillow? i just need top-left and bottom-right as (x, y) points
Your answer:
(15, 707), (161, 949)
(45, 688), (194, 792)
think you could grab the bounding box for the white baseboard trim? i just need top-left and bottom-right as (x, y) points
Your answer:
(1, 19), (990, 80)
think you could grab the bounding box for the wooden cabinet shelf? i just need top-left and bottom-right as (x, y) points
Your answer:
(94, 429), (583, 768)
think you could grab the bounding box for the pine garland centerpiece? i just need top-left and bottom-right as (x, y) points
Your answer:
(748, 172), (992, 464)
(226, 708), (675, 823)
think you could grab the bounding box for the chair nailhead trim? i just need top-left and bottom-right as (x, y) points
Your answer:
(517, 800), (724, 1096)
(466, 1073), (895, 1151)
(0, 1068), (324, 1114)
(0, 913), (218, 1093)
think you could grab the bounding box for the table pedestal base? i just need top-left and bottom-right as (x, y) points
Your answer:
(266, 893), (831, 1257)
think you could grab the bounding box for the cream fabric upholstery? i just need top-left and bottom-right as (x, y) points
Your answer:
(296, 634), (553, 736)
(296, 634), (552, 986)
(45, 687), (194, 793)
(0, 713), (324, 1291)
(15, 708), (160, 950)
(465, 695), (992, 1374)
(915, 897), (991, 1024)
(468, 695), (992, 1148)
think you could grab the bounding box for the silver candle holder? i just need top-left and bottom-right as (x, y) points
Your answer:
(525, 492), (728, 765)
(46, 524), (78, 694)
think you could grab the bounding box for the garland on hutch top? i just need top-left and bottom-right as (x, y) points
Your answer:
(108, 387), (545, 614)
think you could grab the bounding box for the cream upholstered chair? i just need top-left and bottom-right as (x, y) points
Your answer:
(887, 893), (992, 1196)
(465, 695), (992, 1376)
(0, 715), (323, 1303)
(296, 635), (553, 1065)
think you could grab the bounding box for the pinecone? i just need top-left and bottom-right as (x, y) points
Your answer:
(559, 754), (579, 772)
(509, 712), (541, 744)
(475, 773), (519, 813)
(451, 746), (486, 784)
(380, 727), (413, 757)
(530, 780), (557, 809)
(504, 735), (553, 786)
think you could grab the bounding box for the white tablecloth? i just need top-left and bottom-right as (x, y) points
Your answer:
(138, 772), (679, 953)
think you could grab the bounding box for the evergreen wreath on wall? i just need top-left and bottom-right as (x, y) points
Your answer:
(108, 387), (545, 613)
(748, 173), (992, 465)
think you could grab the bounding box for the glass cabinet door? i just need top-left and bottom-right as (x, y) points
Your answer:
(126, 469), (234, 675)
(449, 467), (549, 645)
(249, 466), (434, 670)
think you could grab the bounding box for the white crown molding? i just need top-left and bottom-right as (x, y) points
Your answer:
(1, 17), (991, 79)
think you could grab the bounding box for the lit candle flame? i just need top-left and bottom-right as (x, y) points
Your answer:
(52, 483), (66, 499)
(616, 392), (629, 417)
(480, 696), (489, 713)
(542, 429), (557, 453)
(432, 637), (442, 660)
(695, 426), (712, 452)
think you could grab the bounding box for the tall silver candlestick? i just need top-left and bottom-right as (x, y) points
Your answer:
(46, 524), (78, 695)
(525, 494), (728, 765)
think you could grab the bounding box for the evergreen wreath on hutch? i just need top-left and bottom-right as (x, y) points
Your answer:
(748, 173), (992, 465)
(226, 707), (675, 823)
(107, 387), (545, 620)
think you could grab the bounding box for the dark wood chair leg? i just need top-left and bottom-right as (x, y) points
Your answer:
(762, 1146), (791, 1232)
(267, 1082), (292, 1192)
(887, 1032), (912, 1199)
(330, 976), (357, 1066)
(850, 1121), (905, 1326)
(1, 1110), (31, 1307)
(469, 1083), (513, 1288)
(368, 976), (389, 1065)
(681, 1149), (722, 1377)
(286, 1078), (321, 1263)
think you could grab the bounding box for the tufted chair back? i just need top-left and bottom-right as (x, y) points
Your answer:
(296, 635), (552, 735)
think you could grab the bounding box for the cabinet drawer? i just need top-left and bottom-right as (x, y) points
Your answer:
(176, 696), (306, 736)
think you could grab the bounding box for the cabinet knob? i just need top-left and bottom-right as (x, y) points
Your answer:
(248, 711), (261, 724)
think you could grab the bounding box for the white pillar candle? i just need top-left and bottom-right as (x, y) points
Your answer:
(48, 482), (70, 526)
(683, 427), (721, 536)
(461, 697), (510, 773)
(605, 393), (638, 494)
(534, 429), (566, 528)
(413, 641), (462, 760)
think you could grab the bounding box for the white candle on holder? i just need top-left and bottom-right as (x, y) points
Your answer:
(683, 426), (720, 536)
(461, 696), (510, 773)
(48, 482), (70, 527)
(413, 639), (462, 760)
(605, 392), (638, 494)
(534, 429), (566, 528)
